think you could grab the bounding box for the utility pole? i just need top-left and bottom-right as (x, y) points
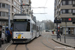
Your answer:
(8, 5), (10, 30)
(64, 21), (67, 43)
(21, 0), (23, 14)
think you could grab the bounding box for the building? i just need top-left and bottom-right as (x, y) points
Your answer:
(0, 0), (32, 27)
(22, 0), (32, 15)
(54, 0), (75, 35)
(0, 0), (21, 26)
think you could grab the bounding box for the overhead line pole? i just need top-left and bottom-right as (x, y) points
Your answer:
(8, 5), (10, 30)
(21, 0), (23, 14)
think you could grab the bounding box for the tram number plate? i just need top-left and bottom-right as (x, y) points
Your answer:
(18, 34), (21, 39)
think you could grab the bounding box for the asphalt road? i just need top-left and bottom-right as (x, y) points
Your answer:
(6, 32), (75, 50)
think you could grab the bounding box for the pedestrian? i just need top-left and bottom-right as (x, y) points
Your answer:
(52, 31), (54, 34)
(6, 28), (11, 43)
(10, 23), (13, 38)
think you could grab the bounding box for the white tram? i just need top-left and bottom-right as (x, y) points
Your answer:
(12, 14), (41, 43)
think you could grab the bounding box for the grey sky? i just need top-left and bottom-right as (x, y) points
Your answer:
(31, 0), (54, 21)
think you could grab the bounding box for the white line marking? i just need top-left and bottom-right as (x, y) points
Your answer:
(5, 43), (11, 50)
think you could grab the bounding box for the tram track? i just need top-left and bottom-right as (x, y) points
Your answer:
(25, 44), (29, 50)
(6, 43), (29, 50)
(41, 34), (66, 50)
(41, 33), (75, 50)
(15, 44), (18, 50)
(41, 34), (55, 50)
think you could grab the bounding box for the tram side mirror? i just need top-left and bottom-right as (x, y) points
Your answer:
(28, 19), (30, 22)
(11, 23), (14, 27)
(0, 26), (2, 38)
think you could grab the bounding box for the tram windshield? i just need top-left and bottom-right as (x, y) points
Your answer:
(14, 19), (30, 31)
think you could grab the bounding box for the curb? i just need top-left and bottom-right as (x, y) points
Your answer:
(52, 39), (75, 49)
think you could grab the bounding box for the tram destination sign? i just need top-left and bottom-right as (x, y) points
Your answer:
(14, 19), (29, 22)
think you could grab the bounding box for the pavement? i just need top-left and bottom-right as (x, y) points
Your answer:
(0, 42), (11, 50)
(52, 33), (75, 49)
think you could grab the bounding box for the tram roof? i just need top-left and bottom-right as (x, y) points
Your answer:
(14, 14), (31, 19)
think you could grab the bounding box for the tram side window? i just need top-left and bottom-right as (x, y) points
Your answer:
(36, 26), (39, 32)
(32, 24), (36, 30)
(26, 22), (30, 31)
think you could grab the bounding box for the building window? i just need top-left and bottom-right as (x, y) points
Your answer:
(62, 10), (65, 13)
(2, 3), (5, 8)
(0, 3), (1, 8)
(19, 0), (21, 3)
(73, 1), (75, 5)
(1, 12), (5, 17)
(5, 4), (8, 9)
(62, 1), (66, 5)
(62, 0), (72, 5)
(68, 9), (72, 13)
(5, 12), (8, 17)
(62, 9), (72, 14)
(73, 10), (75, 13)
(0, 12), (1, 16)
(61, 2), (62, 6)
(60, 10), (62, 14)
(14, 2), (16, 5)
(0, 12), (8, 17)
(14, 8), (16, 12)
(68, 1), (72, 5)
(8, 0), (11, 2)
(0, 3), (9, 9)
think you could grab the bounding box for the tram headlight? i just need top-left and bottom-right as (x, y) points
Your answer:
(14, 37), (16, 38)
(23, 37), (25, 38)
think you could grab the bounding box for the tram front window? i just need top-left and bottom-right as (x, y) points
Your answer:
(14, 22), (30, 31)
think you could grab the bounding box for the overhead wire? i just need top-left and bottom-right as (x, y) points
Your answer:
(43, 0), (48, 20)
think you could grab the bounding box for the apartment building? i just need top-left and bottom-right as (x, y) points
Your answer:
(0, 0), (21, 26)
(0, 0), (32, 27)
(54, 0), (75, 35)
(22, 0), (33, 16)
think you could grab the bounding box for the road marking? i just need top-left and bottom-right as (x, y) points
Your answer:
(55, 46), (73, 49)
(5, 43), (11, 50)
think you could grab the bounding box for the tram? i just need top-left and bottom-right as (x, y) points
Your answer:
(12, 14), (39, 43)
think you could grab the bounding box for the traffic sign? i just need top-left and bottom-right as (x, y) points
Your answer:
(68, 18), (71, 21)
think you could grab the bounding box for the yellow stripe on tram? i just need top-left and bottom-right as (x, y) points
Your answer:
(18, 34), (21, 39)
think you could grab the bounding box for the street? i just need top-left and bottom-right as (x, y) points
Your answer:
(0, 32), (74, 50)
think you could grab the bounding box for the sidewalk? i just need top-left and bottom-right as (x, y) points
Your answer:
(52, 34), (75, 48)
(0, 42), (11, 50)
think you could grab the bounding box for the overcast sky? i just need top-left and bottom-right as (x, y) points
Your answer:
(31, 0), (54, 22)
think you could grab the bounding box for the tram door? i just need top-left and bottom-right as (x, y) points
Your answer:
(0, 25), (2, 38)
